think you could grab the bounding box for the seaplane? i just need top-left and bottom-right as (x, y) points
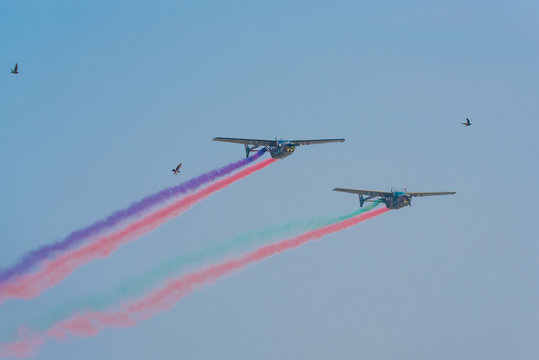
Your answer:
(213, 137), (345, 159)
(333, 186), (455, 209)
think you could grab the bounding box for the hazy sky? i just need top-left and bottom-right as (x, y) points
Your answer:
(1, 1), (538, 359)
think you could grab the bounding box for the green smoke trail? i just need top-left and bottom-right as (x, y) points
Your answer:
(27, 203), (379, 333)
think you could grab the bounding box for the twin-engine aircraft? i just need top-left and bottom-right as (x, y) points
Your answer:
(213, 137), (345, 159)
(212, 136), (455, 210)
(333, 187), (455, 209)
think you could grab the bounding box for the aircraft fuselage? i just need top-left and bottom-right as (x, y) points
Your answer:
(268, 141), (296, 159)
(382, 192), (412, 209)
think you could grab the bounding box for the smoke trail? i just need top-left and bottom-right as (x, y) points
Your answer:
(26, 203), (380, 334)
(0, 207), (389, 358)
(0, 328), (44, 359)
(0, 158), (276, 304)
(0, 151), (267, 286)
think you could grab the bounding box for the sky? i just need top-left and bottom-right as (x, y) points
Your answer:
(1, 0), (538, 359)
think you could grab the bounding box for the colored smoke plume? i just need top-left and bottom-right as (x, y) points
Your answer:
(0, 206), (389, 358)
(0, 150), (266, 285)
(0, 158), (276, 304)
(29, 203), (380, 333)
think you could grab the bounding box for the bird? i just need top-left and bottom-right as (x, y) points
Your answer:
(10, 63), (19, 74)
(172, 163), (182, 175)
(461, 118), (471, 127)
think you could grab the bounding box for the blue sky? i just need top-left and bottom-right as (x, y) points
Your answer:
(1, 0), (538, 358)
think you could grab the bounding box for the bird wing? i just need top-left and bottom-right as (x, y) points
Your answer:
(14, 64), (18, 71)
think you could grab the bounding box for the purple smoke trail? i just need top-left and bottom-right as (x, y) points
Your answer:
(0, 150), (266, 285)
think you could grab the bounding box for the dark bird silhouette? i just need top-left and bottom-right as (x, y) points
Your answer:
(461, 118), (471, 127)
(172, 163), (182, 175)
(10, 63), (19, 74)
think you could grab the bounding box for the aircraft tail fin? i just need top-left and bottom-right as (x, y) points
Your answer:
(359, 195), (365, 207)
(244, 144), (251, 158)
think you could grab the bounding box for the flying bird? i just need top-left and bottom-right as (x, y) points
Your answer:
(10, 63), (19, 74)
(461, 118), (471, 127)
(172, 163), (182, 175)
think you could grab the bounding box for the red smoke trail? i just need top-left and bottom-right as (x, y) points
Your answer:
(0, 159), (276, 304)
(0, 327), (44, 359)
(0, 207), (389, 358)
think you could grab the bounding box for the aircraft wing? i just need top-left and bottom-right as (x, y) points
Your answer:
(407, 191), (456, 197)
(290, 139), (345, 145)
(212, 137), (276, 147)
(213, 137), (345, 146)
(333, 188), (390, 197)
